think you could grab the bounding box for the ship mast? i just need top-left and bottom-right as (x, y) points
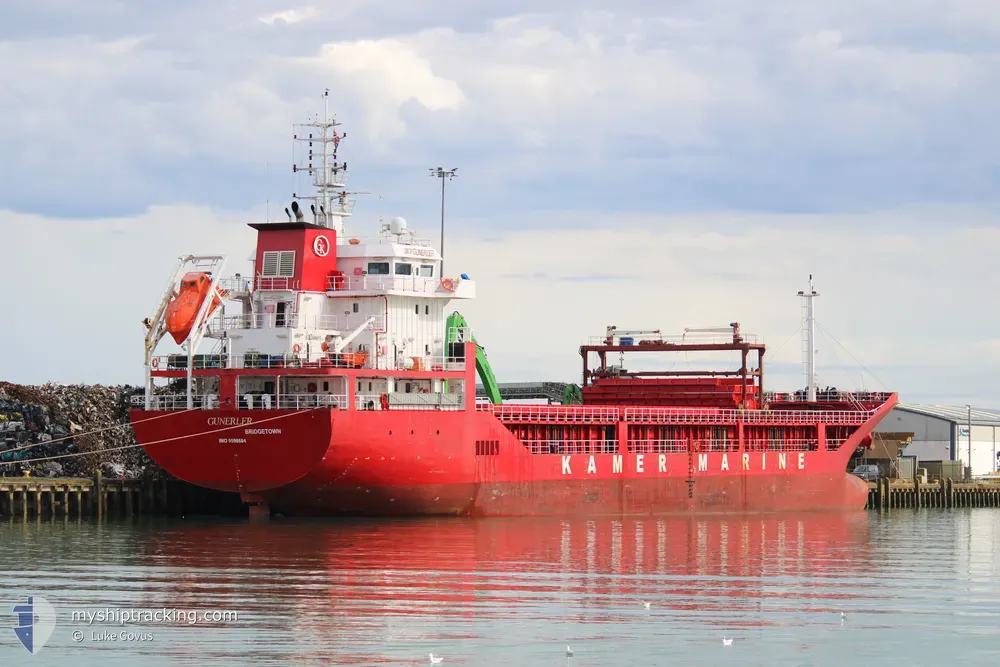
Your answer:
(798, 275), (819, 402)
(292, 90), (366, 239)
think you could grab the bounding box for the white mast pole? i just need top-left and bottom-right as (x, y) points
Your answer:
(798, 275), (819, 402)
(323, 89), (330, 223)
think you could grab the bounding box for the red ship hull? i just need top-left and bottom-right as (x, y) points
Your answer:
(130, 398), (889, 517)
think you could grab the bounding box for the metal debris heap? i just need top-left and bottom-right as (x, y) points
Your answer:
(0, 382), (158, 479)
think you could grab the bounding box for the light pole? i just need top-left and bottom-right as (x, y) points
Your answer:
(429, 167), (457, 276)
(967, 404), (972, 480)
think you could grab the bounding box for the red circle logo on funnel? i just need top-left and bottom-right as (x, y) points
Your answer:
(313, 235), (330, 257)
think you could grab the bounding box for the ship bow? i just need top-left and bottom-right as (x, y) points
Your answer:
(130, 409), (331, 493)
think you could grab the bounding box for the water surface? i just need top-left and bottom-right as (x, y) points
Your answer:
(2, 510), (999, 665)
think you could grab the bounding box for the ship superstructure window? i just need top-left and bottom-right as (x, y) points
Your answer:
(415, 304), (420, 314)
(395, 262), (412, 275)
(425, 305), (429, 315)
(368, 262), (390, 274)
(261, 251), (295, 277)
(417, 264), (434, 277)
(352, 303), (359, 313)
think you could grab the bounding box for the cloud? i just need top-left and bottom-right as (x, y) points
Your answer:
(1, 1), (999, 407)
(1, 2), (997, 219)
(4, 202), (1000, 408)
(299, 37), (467, 142)
(259, 7), (319, 25)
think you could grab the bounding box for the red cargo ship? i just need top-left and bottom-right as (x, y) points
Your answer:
(129, 94), (897, 517)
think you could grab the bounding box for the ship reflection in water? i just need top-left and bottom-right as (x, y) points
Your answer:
(4, 511), (1000, 665)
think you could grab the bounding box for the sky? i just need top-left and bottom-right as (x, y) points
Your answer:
(2, 0), (999, 406)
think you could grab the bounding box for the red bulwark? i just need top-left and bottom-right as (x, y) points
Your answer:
(251, 223), (337, 292)
(584, 378), (760, 409)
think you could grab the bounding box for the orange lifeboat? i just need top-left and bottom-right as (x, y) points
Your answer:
(165, 272), (227, 345)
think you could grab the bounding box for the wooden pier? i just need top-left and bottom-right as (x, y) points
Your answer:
(0, 472), (243, 519)
(866, 477), (1000, 510)
(4, 473), (999, 518)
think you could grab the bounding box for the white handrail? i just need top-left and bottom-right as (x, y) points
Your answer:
(477, 404), (880, 426)
(326, 274), (457, 294)
(149, 352), (467, 372)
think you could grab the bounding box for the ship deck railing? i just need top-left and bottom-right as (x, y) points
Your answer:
(211, 312), (349, 331)
(480, 404), (879, 425)
(586, 332), (763, 346)
(145, 394), (215, 411)
(765, 390), (894, 403)
(143, 393), (352, 410)
(141, 392), (468, 411)
(337, 235), (435, 248)
(150, 353), (467, 374)
(326, 274), (458, 295)
(627, 439), (689, 453)
(521, 439), (619, 455)
(208, 312), (384, 333)
(355, 392), (464, 411)
(624, 407), (874, 425)
(267, 393), (347, 410)
(483, 405), (622, 423)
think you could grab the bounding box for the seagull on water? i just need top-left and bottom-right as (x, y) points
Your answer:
(841, 612), (847, 621)
(429, 653), (443, 664)
(566, 645), (574, 657)
(642, 600), (651, 609)
(723, 637), (733, 646)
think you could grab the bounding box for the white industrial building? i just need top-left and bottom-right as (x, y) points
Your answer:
(876, 404), (1000, 477)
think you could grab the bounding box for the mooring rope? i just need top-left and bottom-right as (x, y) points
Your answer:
(0, 410), (319, 467)
(0, 408), (197, 457)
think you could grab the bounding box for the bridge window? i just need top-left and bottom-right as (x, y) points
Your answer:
(395, 262), (412, 275)
(418, 264), (434, 277)
(368, 262), (390, 275)
(261, 251), (295, 277)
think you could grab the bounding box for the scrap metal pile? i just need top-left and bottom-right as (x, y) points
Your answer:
(0, 382), (158, 478)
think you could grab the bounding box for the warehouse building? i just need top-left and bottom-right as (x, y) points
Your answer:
(875, 404), (1000, 478)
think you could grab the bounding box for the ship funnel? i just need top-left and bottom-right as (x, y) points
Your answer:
(290, 201), (304, 221)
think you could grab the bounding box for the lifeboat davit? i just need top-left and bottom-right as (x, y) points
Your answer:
(165, 272), (227, 345)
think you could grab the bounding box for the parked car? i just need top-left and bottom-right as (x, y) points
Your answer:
(850, 464), (880, 481)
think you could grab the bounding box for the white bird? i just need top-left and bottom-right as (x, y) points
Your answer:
(566, 645), (574, 657)
(429, 653), (443, 664)
(841, 612), (847, 621)
(643, 600), (651, 609)
(723, 637), (733, 646)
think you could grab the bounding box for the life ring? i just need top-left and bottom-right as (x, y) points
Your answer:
(293, 343), (302, 354)
(441, 277), (456, 292)
(151, 357), (159, 369)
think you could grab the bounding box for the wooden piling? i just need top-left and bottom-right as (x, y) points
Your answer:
(864, 477), (1000, 510)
